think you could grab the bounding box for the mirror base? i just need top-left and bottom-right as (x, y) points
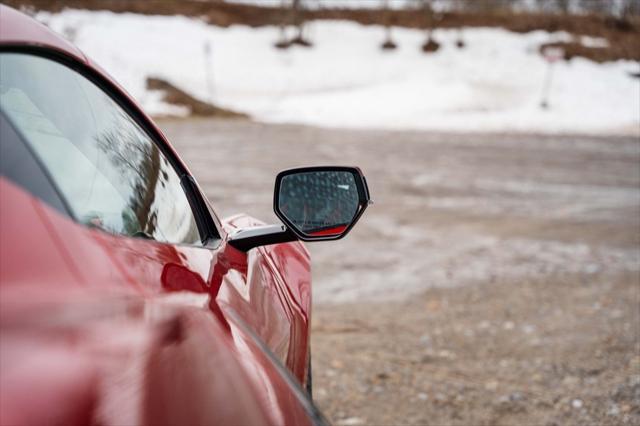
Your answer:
(228, 224), (298, 252)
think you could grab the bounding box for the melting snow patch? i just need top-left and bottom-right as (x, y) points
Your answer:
(36, 10), (640, 135)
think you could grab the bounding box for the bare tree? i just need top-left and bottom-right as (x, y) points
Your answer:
(620, 0), (640, 19)
(380, 0), (398, 50)
(421, 0), (440, 53)
(451, 0), (465, 48)
(580, 0), (612, 16)
(459, 0), (512, 13)
(274, 0), (290, 49)
(290, 0), (312, 47)
(555, 0), (571, 14)
(274, 0), (312, 49)
(455, 28), (465, 48)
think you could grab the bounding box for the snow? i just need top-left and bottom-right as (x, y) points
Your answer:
(37, 10), (640, 134)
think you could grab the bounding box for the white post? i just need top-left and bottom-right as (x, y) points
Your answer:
(203, 40), (215, 104)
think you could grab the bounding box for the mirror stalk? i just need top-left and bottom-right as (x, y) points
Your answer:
(228, 224), (298, 252)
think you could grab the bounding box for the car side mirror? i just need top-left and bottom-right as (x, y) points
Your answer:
(228, 166), (371, 251)
(274, 166), (370, 241)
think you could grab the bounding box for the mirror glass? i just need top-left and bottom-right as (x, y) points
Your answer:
(278, 171), (360, 237)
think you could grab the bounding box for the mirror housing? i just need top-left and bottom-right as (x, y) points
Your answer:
(228, 166), (370, 251)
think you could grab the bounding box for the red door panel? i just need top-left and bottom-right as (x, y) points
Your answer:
(1, 177), (316, 424)
(221, 214), (311, 384)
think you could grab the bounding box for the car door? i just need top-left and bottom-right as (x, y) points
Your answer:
(0, 49), (311, 389)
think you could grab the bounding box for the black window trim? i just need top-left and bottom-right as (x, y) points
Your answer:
(0, 45), (222, 248)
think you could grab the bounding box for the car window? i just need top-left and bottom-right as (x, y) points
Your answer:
(0, 53), (201, 245)
(0, 111), (69, 215)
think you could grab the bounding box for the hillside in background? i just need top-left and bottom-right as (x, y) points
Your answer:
(6, 0), (640, 62)
(3, 1), (638, 134)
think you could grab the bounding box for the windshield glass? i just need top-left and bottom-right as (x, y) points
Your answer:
(0, 53), (201, 245)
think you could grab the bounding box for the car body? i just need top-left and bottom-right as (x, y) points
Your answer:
(0, 6), (369, 425)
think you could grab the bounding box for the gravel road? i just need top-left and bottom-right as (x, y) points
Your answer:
(160, 118), (639, 425)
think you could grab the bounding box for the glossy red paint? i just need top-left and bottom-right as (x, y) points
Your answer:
(0, 5), (317, 425)
(0, 5), (86, 61)
(308, 225), (349, 237)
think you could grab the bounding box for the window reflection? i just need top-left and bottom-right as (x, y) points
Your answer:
(0, 53), (200, 245)
(278, 171), (359, 235)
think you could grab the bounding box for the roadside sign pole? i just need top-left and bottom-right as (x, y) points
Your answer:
(540, 46), (564, 109)
(203, 40), (215, 104)
(540, 61), (554, 109)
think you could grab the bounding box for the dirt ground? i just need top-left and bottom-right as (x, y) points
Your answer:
(159, 118), (640, 426)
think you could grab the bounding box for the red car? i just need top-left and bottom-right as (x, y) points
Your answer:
(0, 5), (370, 425)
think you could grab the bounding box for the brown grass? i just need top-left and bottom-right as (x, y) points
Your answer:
(540, 41), (634, 63)
(146, 77), (248, 118)
(5, 0), (639, 62)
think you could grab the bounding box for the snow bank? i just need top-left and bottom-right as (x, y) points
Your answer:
(38, 10), (639, 134)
